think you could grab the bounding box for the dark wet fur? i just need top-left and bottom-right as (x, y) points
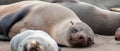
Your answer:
(0, 35), (10, 41)
(58, 44), (67, 47)
(0, 5), (32, 41)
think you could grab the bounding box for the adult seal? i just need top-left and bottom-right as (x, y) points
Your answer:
(78, 0), (120, 10)
(52, 0), (120, 35)
(0, 1), (94, 47)
(50, 0), (120, 10)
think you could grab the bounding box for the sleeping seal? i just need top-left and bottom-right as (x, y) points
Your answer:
(10, 30), (58, 51)
(52, 0), (120, 35)
(79, 0), (120, 10)
(0, 1), (94, 47)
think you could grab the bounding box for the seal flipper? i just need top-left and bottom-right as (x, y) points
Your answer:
(0, 35), (10, 41)
(109, 8), (120, 12)
(0, 6), (31, 40)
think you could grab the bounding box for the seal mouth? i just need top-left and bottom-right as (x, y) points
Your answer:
(69, 35), (94, 47)
(115, 37), (120, 41)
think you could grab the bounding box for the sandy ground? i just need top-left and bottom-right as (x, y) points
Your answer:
(0, 35), (120, 51)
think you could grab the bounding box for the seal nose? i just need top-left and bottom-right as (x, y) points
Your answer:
(115, 37), (119, 40)
(79, 35), (85, 41)
(70, 35), (86, 47)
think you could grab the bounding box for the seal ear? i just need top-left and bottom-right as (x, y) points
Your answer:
(70, 21), (74, 25)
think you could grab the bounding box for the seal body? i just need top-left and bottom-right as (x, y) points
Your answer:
(10, 30), (58, 51)
(53, 0), (120, 35)
(50, 0), (120, 9)
(79, 0), (120, 10)
(1, 0), (120, 9)
(0, 1), (94, 47)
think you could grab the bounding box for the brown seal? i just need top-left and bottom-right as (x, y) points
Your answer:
(0, 1), (94, 47)
(52, 0), (120, 35)
(78, 0), (120, 10)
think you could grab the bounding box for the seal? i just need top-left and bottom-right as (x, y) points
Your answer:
(39, 0), (120, 10)
(52, 0), (120, 35)
(10, 30), (59, 51)
(0, 1), (94, 47)
(115, 28), (120, 41)
(78, 0), (120, 10)
(1, 0), (120, 9)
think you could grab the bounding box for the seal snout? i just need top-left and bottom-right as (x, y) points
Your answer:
(71, 35), (85, 43)
(70, 33), (92, 47)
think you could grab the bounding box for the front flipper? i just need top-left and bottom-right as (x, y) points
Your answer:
(0, 35), (10, 41)
(109, 8), (120, 12)
(0, 5), (32, 40)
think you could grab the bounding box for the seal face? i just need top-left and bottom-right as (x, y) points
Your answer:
(10, 30), (58, 51)
(68, 22), (94, 47)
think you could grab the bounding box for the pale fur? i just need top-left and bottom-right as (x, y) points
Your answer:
(1, 1), (94, 47)
(0, 1), (84, 47)
(10, 30), (58, 51)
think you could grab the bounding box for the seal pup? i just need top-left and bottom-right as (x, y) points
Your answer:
(10, 29), (59, 51)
